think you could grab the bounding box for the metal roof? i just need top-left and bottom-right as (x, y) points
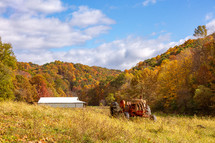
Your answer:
(38, 97), (86, 104)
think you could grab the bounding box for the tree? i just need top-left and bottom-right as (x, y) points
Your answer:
(110, 73), (126, 89)
(0, 38), (17, 101)
(128, 68), (158, 104)
(14, 75), (37, 102)
(105, 93), (115, 105)
(194, 85), (214, 113)
(0, 63), (15, 101)
(30, 75), (50, 100)
(193, 25), (207, 37)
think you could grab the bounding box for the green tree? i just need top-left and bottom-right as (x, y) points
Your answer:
(194, 85), (214, 113)
(0, 38), (17, 69)
(0, 63), (15, 101)
(110, 73), (126, 89)
(105, 93), (115, 105)
(193, 25), (207, 37)
(0, 38), (17, 101)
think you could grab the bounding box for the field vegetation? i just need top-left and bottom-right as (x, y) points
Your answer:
(1, 102), (215, 143)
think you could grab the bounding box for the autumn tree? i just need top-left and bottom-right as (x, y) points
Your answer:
(14, 75), (37, 102)
(194, 85), (214, 114)
(128, 68), (158, 104)
(174, 49), (194, 113)
(30, 75), (50, 100)
(193, 25), (207, 37)
(157, 60), (179, 111)
(0, 38), (17, 101)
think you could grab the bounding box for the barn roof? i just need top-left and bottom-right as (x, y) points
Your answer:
(38, 97), (86, 104)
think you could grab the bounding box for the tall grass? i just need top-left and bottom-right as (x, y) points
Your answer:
(0, 102), (215, 142)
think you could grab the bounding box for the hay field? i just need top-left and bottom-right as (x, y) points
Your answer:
(0, 102), (215, 142)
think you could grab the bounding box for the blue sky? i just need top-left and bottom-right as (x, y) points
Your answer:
(0, 0), (215, 70)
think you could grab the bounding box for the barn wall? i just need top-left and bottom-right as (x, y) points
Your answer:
(75, 103), (84, 108)
(38, 103), (85, 108)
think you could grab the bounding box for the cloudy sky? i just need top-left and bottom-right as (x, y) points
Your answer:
(0, 0), (215, 70)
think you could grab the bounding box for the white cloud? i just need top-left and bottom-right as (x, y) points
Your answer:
(142, 0), (156, 6)
(0, 0), (65, 15)
(16, 33), (190, 70)
(0, 0), (206, 71)
(206, 19), (215, 34)
(0, 3), (114, 50)
(0, 16), (92, 49)
(0, 1), (118, 68)
(70, 6), (115, 28)
(84, 25), (111, 37)
(205, 13), (213, 21)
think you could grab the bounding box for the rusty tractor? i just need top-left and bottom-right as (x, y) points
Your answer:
(110, 99), (156, 121)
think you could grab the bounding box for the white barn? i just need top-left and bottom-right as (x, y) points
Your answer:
(38, 97), (86, 108)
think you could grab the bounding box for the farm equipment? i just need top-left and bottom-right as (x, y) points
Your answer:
(110, 99), (156, 121)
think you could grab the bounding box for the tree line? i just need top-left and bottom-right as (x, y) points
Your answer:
(0, 40), (121, 102)
(0, 26), (214, 115)
(84, 33), (215, 115)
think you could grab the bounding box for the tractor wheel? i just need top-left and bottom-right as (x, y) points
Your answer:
(124, 112), (130, 119)
(150, 115), (157, 121)
(110, 102), (121, 117)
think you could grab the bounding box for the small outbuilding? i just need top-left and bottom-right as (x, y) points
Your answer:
(38, 97), (86, 108)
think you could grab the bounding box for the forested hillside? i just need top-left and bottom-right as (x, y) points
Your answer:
(86, 33), (215, 115)
(0, 39), (121, 102)
(0, 33), (214, 115)
(15, 62), (121, 102)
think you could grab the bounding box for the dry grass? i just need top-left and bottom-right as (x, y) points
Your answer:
(0, 102), (215, 143)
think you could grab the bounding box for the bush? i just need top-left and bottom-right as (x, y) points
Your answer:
(194, 85), (214, 114)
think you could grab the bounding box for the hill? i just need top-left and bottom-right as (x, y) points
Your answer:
(0, 33), (214, 115)
(87, 33), (215, 115)
(0, 39), (121, 103)
(15, 61), (121, 102)
(1, 102), (215, 142)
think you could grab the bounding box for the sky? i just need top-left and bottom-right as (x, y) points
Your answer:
(0, 0), (215, 70)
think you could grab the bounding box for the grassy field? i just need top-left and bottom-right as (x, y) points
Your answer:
(0, 102), (215, 143)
